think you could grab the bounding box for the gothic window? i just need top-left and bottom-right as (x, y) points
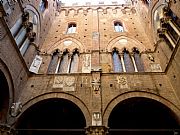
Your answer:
(114, 22), (124, 32)
(133, 48), (144, 72)
(70, 49), (79, 73)
(112, 48), (123, 72)
(39, 0), (48, 13)
(58, 50), (70, 73)
(123, 48), (134, 72)
(67, 23), (76, 34)
(48, 50), (60, 74)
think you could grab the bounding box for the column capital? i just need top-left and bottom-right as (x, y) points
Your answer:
(0, 124), (15, 135)
(85, 126), (109, 135)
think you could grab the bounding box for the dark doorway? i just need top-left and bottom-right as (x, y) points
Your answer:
(16, 98), (86, 135)
(0, 70), (9, 122)
(108, 97), (179, 135)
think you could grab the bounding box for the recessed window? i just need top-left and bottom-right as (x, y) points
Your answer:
(67, 23), (76, 34)
(114, 22), (124, 32)
(39, 0), (48, 13)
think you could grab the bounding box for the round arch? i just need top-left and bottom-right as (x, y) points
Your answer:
(103, 91), (180, 126)
(44, 37), (85, 53)
(19, 92), (91, 126)
(106, 36), (146, 52)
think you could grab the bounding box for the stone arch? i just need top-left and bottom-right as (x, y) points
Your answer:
(60, 8), (68, 16)
(106, 7), (113, 10)
(115, 7), (121, 10)
(0, 59), (14, 121)
(68, 8), (76, 15)
(86, 8), (93, 12)
(24, 4), (41, 43)
(106, 36), (146, 52)
(45, 37), (85, 53)
(77, 8), (84, 13)
(103, 91), (180, 126)
(19, 92), (91, 126)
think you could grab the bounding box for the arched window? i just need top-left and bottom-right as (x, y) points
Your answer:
(70, 49), (79, 73)
(48, 50), (60, 74)
(112, 48), (123, 72)
(123, 48), (134, 72)
(67, 23), (76, 34)
(114, 21), (124, 32)
(58, 50), (70, 73)
(39, 0), (48, 13)
(133, 48), (144, 72)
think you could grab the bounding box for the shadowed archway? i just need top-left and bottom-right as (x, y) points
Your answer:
(0, 70), (10, 122)
(108, 97), (179, 135)
(16, 98), (86, 135)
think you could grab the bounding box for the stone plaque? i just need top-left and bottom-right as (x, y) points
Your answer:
(53, 76), (64, 88)
(53, 76), (75, 91)
(82, 54), (91, 73)
(29, 55), (42, 74)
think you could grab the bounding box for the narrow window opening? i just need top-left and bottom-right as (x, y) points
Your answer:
(67, 23), (76, 34)
(114, 22), (124, 32)
(112, 48), (123, 72)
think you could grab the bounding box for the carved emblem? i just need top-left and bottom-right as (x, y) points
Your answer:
(64, 76), (75, 87)
(116, 76), (128, 89)
(92, 112), (102, 126)
(10, 102), (22, 117)
(92, 77), (100, 91)
(117, 76), (127, 85)
(53, 76), (64, 88)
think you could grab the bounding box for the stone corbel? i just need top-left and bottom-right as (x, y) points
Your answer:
(27, 31), (36, 42)
(22, 11), (29, 26)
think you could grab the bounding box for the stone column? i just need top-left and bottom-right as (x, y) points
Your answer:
(168, 20), (180, 36)
(85, 126), (109, 135)
(67, 53), (73, 73)
(119, 53), (126, 72)
(130, 53), (138, 72)
(55, 53), (63, 73)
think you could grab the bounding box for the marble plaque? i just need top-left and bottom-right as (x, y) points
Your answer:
(82, 54), (91, 73)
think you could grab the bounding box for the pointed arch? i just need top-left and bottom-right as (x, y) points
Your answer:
(44, 37), (85, 54)
(106, 36), (146, 52)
